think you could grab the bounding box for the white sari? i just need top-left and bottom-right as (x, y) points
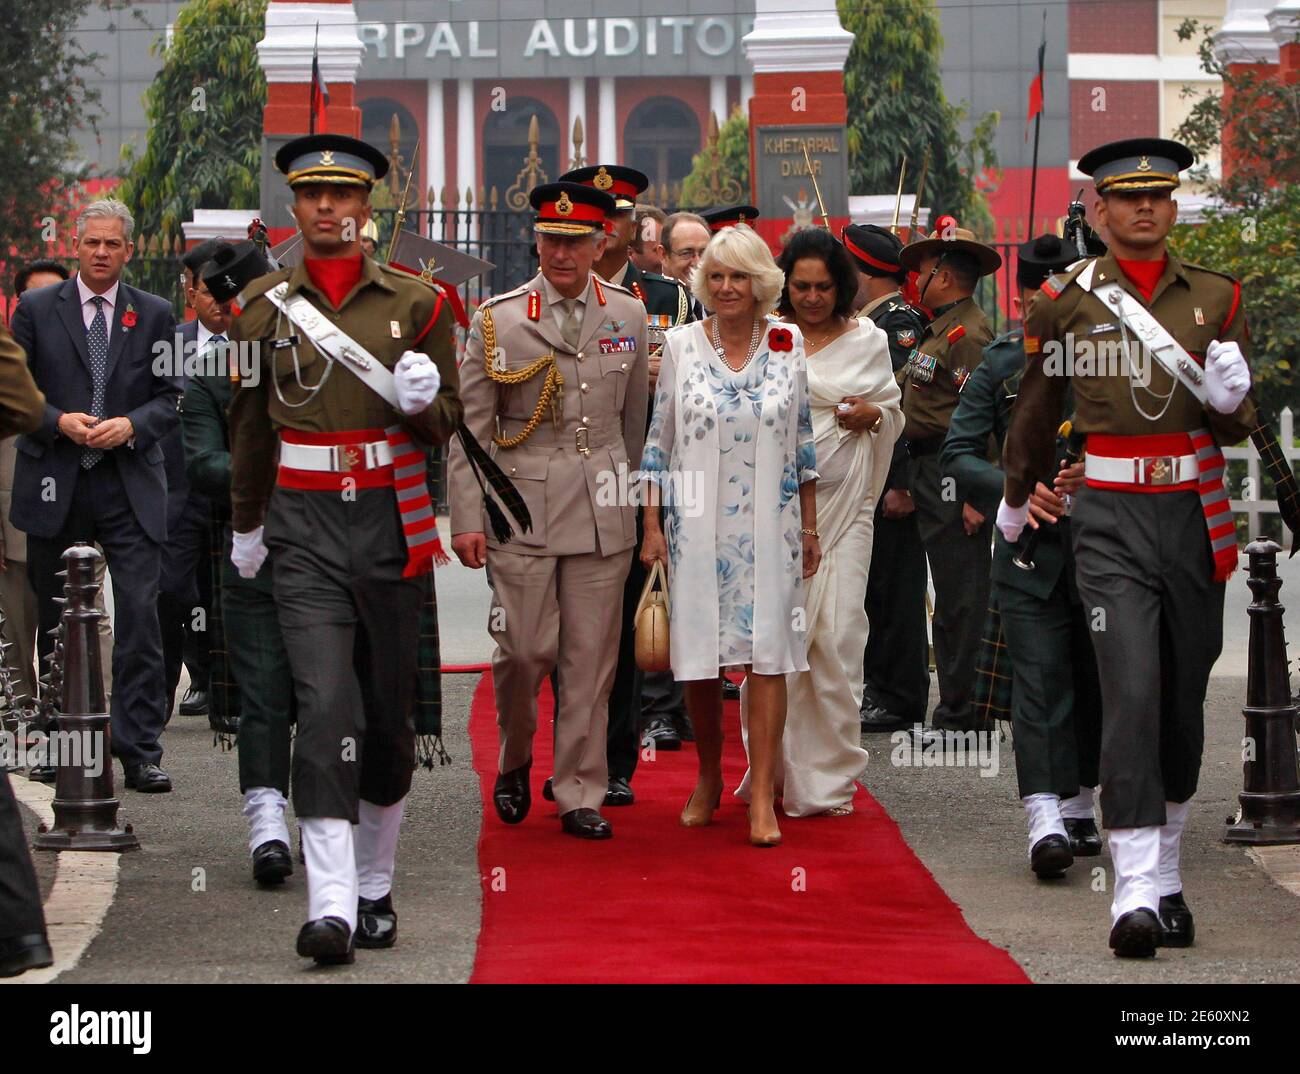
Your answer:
(737, 319), (903, 814)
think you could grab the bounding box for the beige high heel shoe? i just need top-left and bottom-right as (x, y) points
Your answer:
(747, 807), (782, 848)
(680, 785), (723, 827)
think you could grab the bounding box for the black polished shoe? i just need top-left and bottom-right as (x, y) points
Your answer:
(542, 776), (555, 802)
(252, 839), (293, 886)
(1158, 891), (1195, 948)
(1030, 834), (1074, 879)
(493, 762), (531, 824)
(0, 934), (54, 978)
(561, 808), (612, 839)
(357, 893), (397, 949)
(179, 688), (209, 716)
(860, 704), (912, 733)
(123, 762), (172, 793)
(1064, 817), (1103, 857)
(1109, 908), (1162, 958)
(605, 776), (634, 807)
(296, 917), (354, 965)
(722, 679), (741, 701)
(208, 712), (239, 736)
(26, 764), (56, 783)
(641, 717), (682, 751)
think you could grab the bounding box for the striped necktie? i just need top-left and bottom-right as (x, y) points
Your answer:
(81, 295), (108, 469)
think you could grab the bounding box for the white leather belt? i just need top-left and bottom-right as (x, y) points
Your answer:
(280, 439), (392, 472)
(1085, 452), (1199, 487)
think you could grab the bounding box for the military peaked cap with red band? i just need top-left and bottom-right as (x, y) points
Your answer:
(558, 165), (649, 210)
(530, 181), (616, 236)
(841, 223), (906, 278)
(701, 205), (760, 231)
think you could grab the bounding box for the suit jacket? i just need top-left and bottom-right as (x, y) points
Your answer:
(448, 271), (649, 558)
(9, 276), (181, 543)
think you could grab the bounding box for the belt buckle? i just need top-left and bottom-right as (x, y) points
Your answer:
(1145, 455), (1175, 485)
(575, 426), (591, 456)
(333, 444), (365, 472)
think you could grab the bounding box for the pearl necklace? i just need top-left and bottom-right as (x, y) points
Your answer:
(711, 316), (764, 372)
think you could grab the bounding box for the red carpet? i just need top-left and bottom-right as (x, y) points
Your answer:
(468, 674), (1029, 984)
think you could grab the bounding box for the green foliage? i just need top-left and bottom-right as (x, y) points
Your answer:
(0, 0), (134, 264)
(679, 107), (751, 209)
(839, 0), (998, 231)
(116, 0), (268, 248)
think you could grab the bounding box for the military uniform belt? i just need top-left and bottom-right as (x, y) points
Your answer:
(1085, 432), (1199, 491)
(495, 417), (622, 455)
(277, 427), (396, 490)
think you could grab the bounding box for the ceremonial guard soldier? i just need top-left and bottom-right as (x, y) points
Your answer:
(844, 223), (931, 733)
(448, 181), (649, 840)
(227, 133), (463, 964)
(941, 234), (1102, 879)
(897, 226), (1002, 735)
(1001, 138), (1255, 957)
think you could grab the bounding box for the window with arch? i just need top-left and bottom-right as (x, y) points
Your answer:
(360, 98), (420, 199)
(482, 97), (561, 201)
(624, 97), (702, 195)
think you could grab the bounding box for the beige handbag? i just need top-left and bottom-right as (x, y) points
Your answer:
(634, 560), (672, 672)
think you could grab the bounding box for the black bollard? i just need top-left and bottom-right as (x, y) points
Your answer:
(33, 543), (137, 852)
(1224, 538), (1300, 844)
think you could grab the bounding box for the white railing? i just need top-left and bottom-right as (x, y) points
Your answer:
(1224, 406), (1295, 538)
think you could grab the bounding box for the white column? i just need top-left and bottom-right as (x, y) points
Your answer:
(742, 0), (853, 73)
(457, 77), (476, 201)
(740, 74), (755, 114)
(568, 76), (586, 168)
(710, 74), (729, 126)
(1213, 0), (1281, 63)
(426, 78), (445, 208)
(598, 76), (617, 164)
(257, 2), (364, 87)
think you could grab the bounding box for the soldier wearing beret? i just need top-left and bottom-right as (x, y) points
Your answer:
(941, 234), (1103, 880)
(898, 225), (1001, 737)
(844, 223), (931, 733)
(448, 181), (649, 841)
(1000, 138), (1255, 957)
(227, 133), (463, 964)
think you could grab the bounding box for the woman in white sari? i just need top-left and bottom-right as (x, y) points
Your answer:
(738, 228), (903, 816)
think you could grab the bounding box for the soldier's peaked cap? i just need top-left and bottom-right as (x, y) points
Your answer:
(274, 134), (389, 189)
(841, 223), (905, 277)
(558, 165), (649, 210)
(1077, 137), (1194, 194)
(530, 182), (616, 236)
(701, 205), (760, 231)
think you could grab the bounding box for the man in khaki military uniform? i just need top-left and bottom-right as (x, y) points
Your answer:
(449, 181), (649, 840)
(1001, 138), (1254, 958)
(897, 226), (1001, 736)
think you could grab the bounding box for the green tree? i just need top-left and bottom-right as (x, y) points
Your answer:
(840, 0), (998, 232)
(116, 0), (268, 248)
(679, 107), (751, 209)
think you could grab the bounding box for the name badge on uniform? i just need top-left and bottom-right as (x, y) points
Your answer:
(906, 349), (937, 384)
(390, 320), (402, 338)
(271, 335), (300, 350)
(599, 337), (637, 354)
(1088, 322), (1117, 336)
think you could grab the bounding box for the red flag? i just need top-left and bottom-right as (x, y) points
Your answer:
(1026, 21), (1046, 133)
(309, 33), (329, 134)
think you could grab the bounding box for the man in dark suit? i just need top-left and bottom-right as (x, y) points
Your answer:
(10, 198), (183, 792)
(158, 240), (226, 726)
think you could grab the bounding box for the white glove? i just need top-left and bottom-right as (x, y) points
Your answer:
(231, 527), (268, 580)
(996, 497), (1031, 543)
(1204, 339), (1251, 414)
(393, 350), (441, 416)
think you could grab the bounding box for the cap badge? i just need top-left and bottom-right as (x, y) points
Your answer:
(556, 192), (574, 216)
(594, 167), (614, 191)
(1137, 155), (1151, 172)
(320, 149), (335, 166)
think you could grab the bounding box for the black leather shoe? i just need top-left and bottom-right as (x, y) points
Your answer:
(179, 688), (209, 716)
(26, 764), (56, 783)
(605, 776), (634, 807)
(1064, 817), (1103, 857)
(722, 679), (741, 701)
(561, 808), (612, 839)
(642, 717), (682, 751)
(1109, 908), (1162, 958)
(296, 917), (354, 965)
(1158, 891), (1195, 948)
(1030, 833), (1074, 879)
(860, 704), (912, 733)
(357, 893), (397, 949)
(0, 934), (54, 978)
(252, 840), (293, 886)
(493, 762), (530, 824)
(123, 762), (172, 793)
(209, 712), (239, 736)
(542, 776), (554, 802)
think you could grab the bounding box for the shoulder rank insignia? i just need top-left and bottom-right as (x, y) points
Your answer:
(1041, 275), (1065, 300)
(946, 324), (966, 345)
(592, 276), (607, 307)
(897, 328), (916, 349)
(527, 290), (542, 321)
(1024, 335), (1040, 355)
(630, 281), (647, 305)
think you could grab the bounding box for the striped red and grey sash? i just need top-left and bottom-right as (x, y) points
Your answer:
(386, 425), (449, 576)
(1189, 427), (1237, 583)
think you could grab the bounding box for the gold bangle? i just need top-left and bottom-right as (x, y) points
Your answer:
(800, 528), (819, 538)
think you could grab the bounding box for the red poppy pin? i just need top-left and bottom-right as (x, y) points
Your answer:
(768, 327), (793, 352)
(121, 304), (137, 329)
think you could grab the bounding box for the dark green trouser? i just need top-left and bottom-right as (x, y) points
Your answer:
(863, 505), (931, 723)
(221, 552), (294, 797)
(909, 452), (992, 730)
(997, 573), (1102, 800)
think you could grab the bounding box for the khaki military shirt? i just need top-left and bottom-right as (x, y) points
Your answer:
(227, 254), (462, 533)
(900, 296), (993, 442)
(1003, 250), (1255, 505)
(447, 271), (649, 558)
(0, 320), (45, 440)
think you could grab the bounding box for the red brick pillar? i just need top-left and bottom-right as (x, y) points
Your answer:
(1213, 1), (1282, 181)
